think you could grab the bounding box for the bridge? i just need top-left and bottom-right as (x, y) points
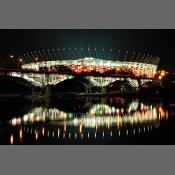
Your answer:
(0, 68), (155, 89)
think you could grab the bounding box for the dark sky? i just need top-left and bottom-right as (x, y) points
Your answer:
(0, 29), (175, 71)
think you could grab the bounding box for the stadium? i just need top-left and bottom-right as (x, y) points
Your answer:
(19, 48), (160, 78)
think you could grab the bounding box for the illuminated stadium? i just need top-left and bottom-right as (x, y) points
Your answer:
(19, 48), (160, 78)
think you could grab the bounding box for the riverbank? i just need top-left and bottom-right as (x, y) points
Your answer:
(0, 88), (174, 99)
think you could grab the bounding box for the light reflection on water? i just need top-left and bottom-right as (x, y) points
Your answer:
(10, 100), (165, 126)
(1, 96), (171, 144)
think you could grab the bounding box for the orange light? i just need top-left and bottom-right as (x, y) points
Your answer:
(57, 128), (60, 138)
(42, 127), (45, 136)
(35, 130), (38, 140)
(10, 134), (14, 145)
(158, 75), (162, 80)
(79, 123), (83, 133)
(159, 106), (166, 119)
(19, 128), (23, 141)
(116, 67), (120, 72)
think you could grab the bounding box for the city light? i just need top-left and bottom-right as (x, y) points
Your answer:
(0, 30), (175, 146)
(21, 57), (158, 78)
(155, 70), (169, 80)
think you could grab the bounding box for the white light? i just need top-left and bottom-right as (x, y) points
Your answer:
(23, 114), (28, 122)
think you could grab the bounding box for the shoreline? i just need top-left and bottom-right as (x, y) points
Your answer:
(0, 91), (167, 99)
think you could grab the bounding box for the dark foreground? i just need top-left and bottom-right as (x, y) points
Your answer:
(0, 95), (175, 144)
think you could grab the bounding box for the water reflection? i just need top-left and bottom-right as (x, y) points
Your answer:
(8, 124), (155, 145)
(1, 96), (171, 144)
(9, 99), (166, 128)
(19, 127), (22, 142)
(10, 134), (14, 145)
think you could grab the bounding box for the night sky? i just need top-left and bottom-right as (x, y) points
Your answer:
(0, 29), (175, 71)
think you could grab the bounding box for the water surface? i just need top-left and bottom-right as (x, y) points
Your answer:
(0, 96), (174, 144)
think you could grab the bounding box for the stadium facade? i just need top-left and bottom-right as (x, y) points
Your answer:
(20, 48), (160, 78)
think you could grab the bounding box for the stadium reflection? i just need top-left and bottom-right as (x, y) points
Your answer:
(1, 96), (172, 144)
(10, 100), (162, 127)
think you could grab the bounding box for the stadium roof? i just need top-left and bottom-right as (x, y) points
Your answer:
(19, 48), (160, 66)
